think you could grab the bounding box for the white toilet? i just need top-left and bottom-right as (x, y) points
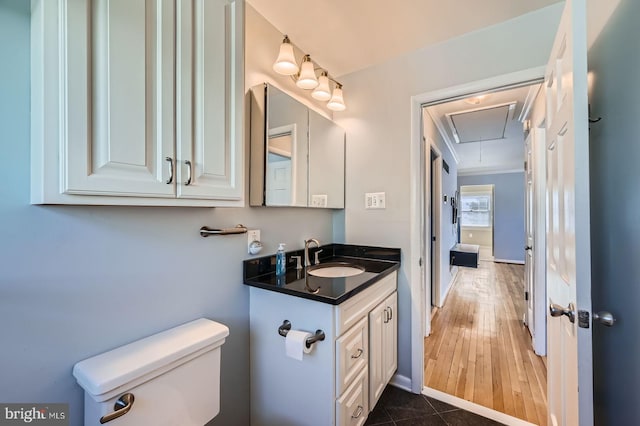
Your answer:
(73, 318), (229, 426)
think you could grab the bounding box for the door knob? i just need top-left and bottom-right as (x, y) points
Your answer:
(593, 311), (616, 327)
(549, 302), (575, 323)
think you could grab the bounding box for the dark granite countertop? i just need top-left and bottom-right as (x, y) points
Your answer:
(243, 244), (401, 305)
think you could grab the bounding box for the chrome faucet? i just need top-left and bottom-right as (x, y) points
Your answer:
(304, 238), (320, 267)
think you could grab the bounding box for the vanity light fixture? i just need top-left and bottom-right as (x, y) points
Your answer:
(272, 35), (299, 75)
(312, 71), (332, 101)
(327, 83), (346, 111)
(273, 35), (346, 111)
(296, 55), (319, 89)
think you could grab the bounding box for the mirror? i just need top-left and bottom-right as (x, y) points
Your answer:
(250, 83), (345, 208)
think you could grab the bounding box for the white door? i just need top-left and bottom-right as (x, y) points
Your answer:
(266, 154), (293, 205)
(545, 0), (592, 425)
(525, 134), (535, 331)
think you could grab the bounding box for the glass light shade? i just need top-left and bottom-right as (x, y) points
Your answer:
(273, 38), (299, 75)
(311, 72), (332, 101)
(296, 56), (319, 90)
(327, 85), (346, 111)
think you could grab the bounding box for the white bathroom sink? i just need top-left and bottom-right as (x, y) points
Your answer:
(306, 262), (365, 278)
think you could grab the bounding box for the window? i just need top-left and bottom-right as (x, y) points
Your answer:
(460, 193), (492, 227)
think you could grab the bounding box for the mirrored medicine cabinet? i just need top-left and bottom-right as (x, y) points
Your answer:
(249, 83), (345, 209)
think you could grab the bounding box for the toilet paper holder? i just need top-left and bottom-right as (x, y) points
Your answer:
(278, 320), (325, 349)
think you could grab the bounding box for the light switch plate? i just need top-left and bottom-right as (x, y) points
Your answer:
(365, 192), (386, 209)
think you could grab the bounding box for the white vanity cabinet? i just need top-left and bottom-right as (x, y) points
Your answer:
(31, 0), (243, 206)
(249, 271), (397, 426)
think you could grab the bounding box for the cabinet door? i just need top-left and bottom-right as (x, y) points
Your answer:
(382, 292), (398, 384)
(63, 0), (175, 197)
(368, 300), (386, 408)
(175, 0), (243, 201)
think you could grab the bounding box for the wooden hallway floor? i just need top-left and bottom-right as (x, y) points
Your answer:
(424, 261), (548, 425)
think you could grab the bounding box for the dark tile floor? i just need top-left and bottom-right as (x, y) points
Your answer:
(365, 386), (505, 426)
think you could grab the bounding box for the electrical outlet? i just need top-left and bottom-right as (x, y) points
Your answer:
(311, 194), (328, 207)
(248, 230), (261, 253)
(365, 192), (386, 209)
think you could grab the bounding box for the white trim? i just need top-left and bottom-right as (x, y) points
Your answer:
(458, 167), (524, 177)
(410, 66), (546, 396)
(438, 267), (457, 307)
(425, 109), (460, 164)
(389, 374), (412, 392)
(422, 387), (537, 426)
(517, 83), (543, 123)
(494, 259), (526, 265)
(430, 141), (443, 314)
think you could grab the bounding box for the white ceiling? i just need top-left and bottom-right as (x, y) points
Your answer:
(247, 0), (562, 77)
(425, 84), (541, 175)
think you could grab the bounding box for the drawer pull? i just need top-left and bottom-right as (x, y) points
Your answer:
(351, 405), (363, 419)
(351, 348), (364, 359)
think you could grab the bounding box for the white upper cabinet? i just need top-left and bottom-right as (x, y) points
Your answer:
(31, 0), (244, 206)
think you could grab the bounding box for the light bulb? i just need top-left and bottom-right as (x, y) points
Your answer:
(296, 55), (319, 90)
(312, 72), (332, 101)
(273, 36), (299, 75)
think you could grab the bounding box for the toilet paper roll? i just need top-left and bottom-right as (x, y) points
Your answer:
(285, 330), (313, 361)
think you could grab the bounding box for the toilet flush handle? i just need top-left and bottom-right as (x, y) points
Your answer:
(100, 393), (135, 424)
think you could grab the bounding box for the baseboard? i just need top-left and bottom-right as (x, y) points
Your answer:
(389, 374), (412, 392)
(422, 387), (536, 426)
(438, 267), (458, 307)
(493, 259), (525, 265)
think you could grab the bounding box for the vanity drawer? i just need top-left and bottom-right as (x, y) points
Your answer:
(335, 271), (396, 336)
(336, 317), (368, 396)
(336, 366), (368, 426)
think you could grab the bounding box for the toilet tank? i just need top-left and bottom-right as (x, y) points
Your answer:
(73, 318), (229, 426)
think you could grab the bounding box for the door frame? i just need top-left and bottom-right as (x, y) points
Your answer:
(427, 141), (443, 311)
(409, 67), (546, 400)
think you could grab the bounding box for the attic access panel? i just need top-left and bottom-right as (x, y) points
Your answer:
(446, 102), (516, 143)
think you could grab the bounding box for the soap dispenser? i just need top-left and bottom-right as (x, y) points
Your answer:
(276, 243), (286, 277)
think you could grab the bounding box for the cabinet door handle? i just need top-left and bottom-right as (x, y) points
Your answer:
(165, 157), (174, 184)
(184, 160), (192, 186)
(383, 308), (389, 323)
(351, 405), (363, 419)
(351, 348), (364, 359)
(388, 306), (393, 321)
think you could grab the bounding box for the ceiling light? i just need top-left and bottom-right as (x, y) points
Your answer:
(272, 34), (347, 111)
(312, 71), (332, 101)
(296, 55), (319, 89)
(273, 35), (299, 75)
(465, 95), (488, 105)
(327, 84), (346, 111)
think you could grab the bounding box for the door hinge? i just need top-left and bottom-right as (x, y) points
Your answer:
(578, 310), (590, 329)
(524, 291), (529, 301)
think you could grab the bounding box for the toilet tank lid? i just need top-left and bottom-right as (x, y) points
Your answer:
(72, 318), (229, 397)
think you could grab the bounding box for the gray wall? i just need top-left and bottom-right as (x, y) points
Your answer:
(588, 0), (640, 423)
(0, 2), (337, 425)
(337, 4), (562, 384)
(458, 172), (525, 262)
